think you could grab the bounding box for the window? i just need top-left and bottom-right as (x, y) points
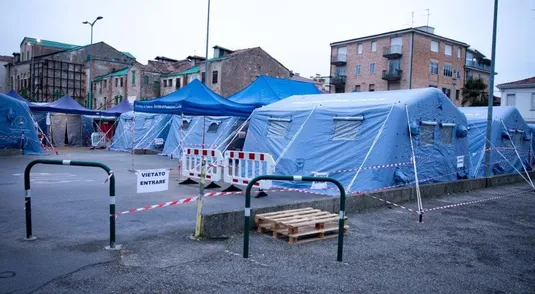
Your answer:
(176, 78), (181, 89)
(430, 40), (439, 52)
(354, 85), (361, 92)
(357, 44), (363, 55)
(132, 70), (136, 85)
(26, 51), (29, 61)
(369, 63), (376, 74)
(420, 124), (435, 146)
(104, 97), (107, 109)
(212, 70), (218, 84)
(267, 118), (291, 138)
(506, 94), (516, 106)
(371, 41), (377, 52)
(445, 45), (452, 56)
(163, 79), (167, 87)
(440, 124), (454, 145)
(115, 78), (118, 87)
(456, 68), (462, 79)
(369, 84), (375, 92)
(120, 77), (124, 87)
(442, 88), (451, 98)
(457, 48), (462, 59)
(531, 93), (535, 110)
(153, 81), (160, 89)
(333, 116), (363, 141)
(201, 72), (206, 83)
(207, 122), (220, 133)
(336, 66), (346, 76)
(429, 85), (437, 88)
(429, 61), (439, 75)
(168, 79), (172, 88)
(456, 90), (460, 101)
(443, 64), (453, 77)
(104, 79), (107, 88)
(182, 119), (191, 130)
(355, 65), (361, 75)
(144, 76), (149, 85)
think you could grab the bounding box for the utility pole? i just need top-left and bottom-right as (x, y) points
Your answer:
(484, 0), (499, 177)
(83, 16), (103, 109)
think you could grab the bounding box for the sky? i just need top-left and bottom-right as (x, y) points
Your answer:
(1, 0), (534, 95)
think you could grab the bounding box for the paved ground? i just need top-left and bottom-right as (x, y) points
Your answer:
(1, 149), (535, 293)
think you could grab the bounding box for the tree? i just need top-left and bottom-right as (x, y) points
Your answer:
(462, 78), (488, 106)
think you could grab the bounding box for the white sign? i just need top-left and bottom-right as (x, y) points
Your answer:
(137, 169), (169, 193)
(457, 156), (464, 168)
(310, 171), (329, 190)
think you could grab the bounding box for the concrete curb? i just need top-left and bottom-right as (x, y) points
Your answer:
(201, 171), (535, 238)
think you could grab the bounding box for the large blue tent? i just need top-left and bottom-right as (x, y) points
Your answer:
(103, 98), (133, 116)
(133, 79), (255, 117)
(29, 94), (107, 116)
(6, 89), (28, 102)
(243, 88), (471, 192)
(459, 107), (531, 178)
(227, 75), (322, 107)
(110, 111), (172, 152)
(0, 93), (44, 155)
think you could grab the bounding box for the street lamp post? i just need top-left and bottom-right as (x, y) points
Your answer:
(83, 16), (103, 109)
(484, 0), (498, 177)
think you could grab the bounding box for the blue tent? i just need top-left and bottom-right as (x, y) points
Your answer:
(160, 116), (243, 158)
(133, 79), (255, 117)
(104, 98), (133, 116)
(227, 75), (321, 107)
(110, 111), (172, 152)
(29, 95), (108, 116)
(243, 88), (470, 192)
(0, 93), (44, 155)
(459, 107), (531, 178)
(529, 124), (535, 165)
(6, 90), (28, 102)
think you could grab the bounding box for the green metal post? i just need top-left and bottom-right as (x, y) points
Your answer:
(244, 175), (346, 262)
(24, 159), (116, 248)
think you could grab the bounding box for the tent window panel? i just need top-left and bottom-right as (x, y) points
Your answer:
(515, 133), (523, 147)
(420, 125), (435, 146)
(333, 119), (362, 141)
(182, 120), (190, 130)
(267, 119), (291, 138)
(207, 122), (219, 133)
(440, 126), (453, 145)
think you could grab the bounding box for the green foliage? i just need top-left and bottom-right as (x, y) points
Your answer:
(462, 79), (488, 106)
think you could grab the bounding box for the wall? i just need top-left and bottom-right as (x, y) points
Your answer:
(218, 48), (290, 97)
(0, 61), (8, 93)
(140, 71), (161, 100)
(500, 88), (535, 123)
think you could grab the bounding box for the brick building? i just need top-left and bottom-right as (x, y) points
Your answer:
(329, 26), (489, 106)
(160, 46), (290, 97)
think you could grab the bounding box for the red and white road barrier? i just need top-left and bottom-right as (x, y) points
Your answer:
(223, 151), (275, 189)
(181, 148), (224, 182)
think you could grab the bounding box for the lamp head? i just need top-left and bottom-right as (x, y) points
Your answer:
(83, 21), (90, 24)
(97, 16), (103, 20)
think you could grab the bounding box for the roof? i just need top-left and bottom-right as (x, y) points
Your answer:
(213, 45), (234, 53)
(497, 76), (535, 89)
(330, 27), (468, 47)
(94, 67), (130, 81)
(21, 37), (79, 50)
(122, 52), (135, 59)
(143, 59), (190, 74)
(205, 47), (290, 73)
(187, 55), (206, 60)
(0, 55), (13, 62)
(162, 66), (200, 78)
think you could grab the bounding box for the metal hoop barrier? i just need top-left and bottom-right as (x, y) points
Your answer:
(243, 175), (346, 262)
(24, 159), (117, 249)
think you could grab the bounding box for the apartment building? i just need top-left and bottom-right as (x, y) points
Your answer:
(330, 26), (475, 105)
(498, 76), (535, 123)
(160, 45), (291, 97)
(465, 49), (491, 85)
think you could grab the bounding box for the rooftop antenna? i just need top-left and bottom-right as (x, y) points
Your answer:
(425, 8), (431, 27)
(403, 11), (414, 28)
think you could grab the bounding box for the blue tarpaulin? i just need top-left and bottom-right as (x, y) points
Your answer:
(459, 107), (531, 178)
(110, 111), (172, 152)
(133, 79), (255, 117)
(243, 88), (470, 192)
(160, 116), (243, 158)
(0, 93), (44, 154)
(227, 75), (321, 107)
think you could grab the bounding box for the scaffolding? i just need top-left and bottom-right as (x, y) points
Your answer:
(30, 59), (85, 103)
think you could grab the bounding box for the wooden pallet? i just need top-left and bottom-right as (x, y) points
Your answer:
(255, 207), (348, 244)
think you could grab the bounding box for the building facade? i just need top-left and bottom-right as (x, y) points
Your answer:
(0, 55), (13, 93)
(330, 26), (476, 105)
(497, 76), (535, 123)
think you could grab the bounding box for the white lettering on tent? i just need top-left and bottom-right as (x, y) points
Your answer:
(136, 169), (169, 193)
(457, 156), (464, 168)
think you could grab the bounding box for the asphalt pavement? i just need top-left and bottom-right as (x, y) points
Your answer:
(1, 149), (534, 293)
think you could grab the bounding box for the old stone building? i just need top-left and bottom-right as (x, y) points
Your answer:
(329, 26), (490, 106)
(0, 55), (13, 93)
(160, 46), (290, 97)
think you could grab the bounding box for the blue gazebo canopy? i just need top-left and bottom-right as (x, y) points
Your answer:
(29, 95), (109, 116)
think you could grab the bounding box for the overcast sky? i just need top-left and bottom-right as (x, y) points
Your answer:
(1, 0), (534, 94)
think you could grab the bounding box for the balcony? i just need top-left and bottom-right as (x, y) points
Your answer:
(382, 69), (402, 81)
(330, 54), (347, 65)
(331, 75), (347, 85)
(465, 60), (491, 72)
(383, 45), (403, 58)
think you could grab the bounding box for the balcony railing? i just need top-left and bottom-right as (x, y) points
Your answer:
(331, 54), (347, 65)
(382, 69), (402, 81)
(331, 75), (347, 85)
(465, 60), (491, 72)
(383, 45), (403, 58)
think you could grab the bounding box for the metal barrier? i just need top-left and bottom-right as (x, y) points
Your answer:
(223, 151), (275, 190)
(243, 175), (346, 262)
(24, 159), (118, 249)
(181, 148), (224, 188)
